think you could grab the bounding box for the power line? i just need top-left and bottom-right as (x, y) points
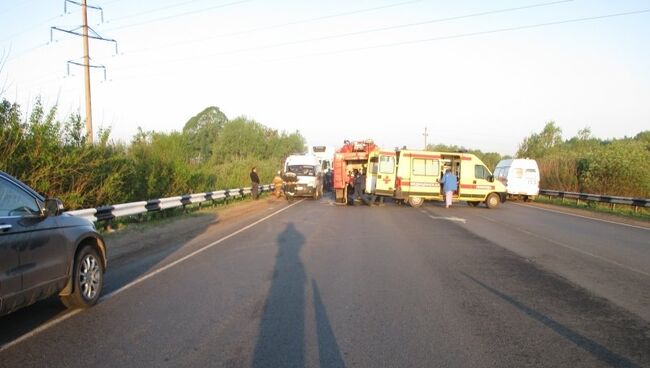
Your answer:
(50, 0), (119, 144)
(104, 0), (204, 23)
(111, 8), (650, 78)
(101, 0), (254, 32)
(0, 14), (64, 44)
(110, 0), (575, 72)
(0, 0), (36, 17)
(190, 0), (576, 60)
(123, 0), (424, 55)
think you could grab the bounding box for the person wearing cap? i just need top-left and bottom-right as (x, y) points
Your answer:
(272, 171), (283, 198)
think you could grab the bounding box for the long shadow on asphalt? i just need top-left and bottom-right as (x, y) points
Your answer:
(252, 222), (347, 368)
(252, 223), (307, 367)
(0, 213), (219, 348)
(462, 272), (641, 368)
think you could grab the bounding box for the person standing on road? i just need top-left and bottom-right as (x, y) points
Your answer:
(441, 168), (457, 208)
(354, 169), (369, 205)
(272, 171), (283, 198)
(250, 167), (260, 200)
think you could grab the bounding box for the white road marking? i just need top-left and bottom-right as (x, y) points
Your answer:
(0, 199), (304, 353)
(475, 213), (650, 279)
(510, 202), (650, 231)
(428, 215), (467, 224)
(0, 310), (82, 353)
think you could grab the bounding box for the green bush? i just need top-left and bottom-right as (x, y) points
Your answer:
(0, 99), (304, 209)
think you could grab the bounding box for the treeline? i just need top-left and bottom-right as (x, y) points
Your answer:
(0, 99), (305, 209)
(425, 122), (649, 198)
(517, 122), (649, 198)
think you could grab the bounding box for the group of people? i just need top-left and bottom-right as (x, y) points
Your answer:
(346, 168), (384, 206)
(252, 165), (458, 208)
(249, 167), (286, 200)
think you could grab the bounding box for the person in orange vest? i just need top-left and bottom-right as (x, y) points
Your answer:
(272, 171), (283, 198)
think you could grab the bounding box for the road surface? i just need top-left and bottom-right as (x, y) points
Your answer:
(1, 197), (649, 367)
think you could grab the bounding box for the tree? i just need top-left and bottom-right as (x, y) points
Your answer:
(517, 121), (562, 158)
(182, 106), (228, 164)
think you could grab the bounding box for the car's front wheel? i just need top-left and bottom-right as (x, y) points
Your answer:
(61, 245), (104, 309)
(485, 193), (500, 209)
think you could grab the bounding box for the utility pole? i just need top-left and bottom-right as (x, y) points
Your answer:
(51, 0), (117, 144)
(423, 126), (429, 150)
(81, 0), (93, 143)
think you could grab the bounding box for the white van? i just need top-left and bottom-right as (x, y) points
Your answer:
(494, 159), (540, 201)
(283, 154), (323, 199)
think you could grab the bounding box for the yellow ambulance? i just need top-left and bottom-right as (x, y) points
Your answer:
(366, 149), (506, 208)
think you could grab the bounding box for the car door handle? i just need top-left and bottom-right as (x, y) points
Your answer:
(473, 180), (477, 184)
(0, 224), (12, 232)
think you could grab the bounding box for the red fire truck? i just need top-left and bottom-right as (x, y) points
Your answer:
(332, 139), (378, 204)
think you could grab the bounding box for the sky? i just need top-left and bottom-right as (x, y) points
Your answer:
(1, 0), (649, 155)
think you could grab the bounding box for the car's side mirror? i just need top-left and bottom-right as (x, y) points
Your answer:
(488, 175), (495, 183)
(44, 198), (64, 217)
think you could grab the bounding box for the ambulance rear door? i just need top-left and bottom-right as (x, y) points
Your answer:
(374, 151), (397, 196)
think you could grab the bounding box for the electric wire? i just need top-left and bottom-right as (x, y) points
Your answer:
(0, 14), (64, 44)
(101, 0), (254, 32)
(107, 8), (650, 82)
(110, 0), (576, 72)
(103, 0), (204, 23)
(143, 0), (575, 61)
(123, 0), (424, 55)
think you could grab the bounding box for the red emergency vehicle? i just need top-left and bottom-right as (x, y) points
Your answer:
(332, 140), (378, 204)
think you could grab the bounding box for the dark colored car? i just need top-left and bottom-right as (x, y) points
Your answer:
(0, 171), (106, 316)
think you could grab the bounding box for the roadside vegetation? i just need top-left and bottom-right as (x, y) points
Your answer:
(2, 95), (647, 214)
(0, 98), (305, 209)
(517, 122), (649, 199)
(428, 122), (649, 199)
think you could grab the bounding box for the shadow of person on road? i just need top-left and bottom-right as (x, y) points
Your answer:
(252, 223), (306, 367)
(312, 279), (347, 368)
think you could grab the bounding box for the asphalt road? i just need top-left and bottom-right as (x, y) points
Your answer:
(1, 196), (649, 368)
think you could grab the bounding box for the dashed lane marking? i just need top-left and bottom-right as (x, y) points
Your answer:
(428, 215), (467, 223)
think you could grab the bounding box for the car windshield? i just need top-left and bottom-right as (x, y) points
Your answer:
(287, 165), (316, 176)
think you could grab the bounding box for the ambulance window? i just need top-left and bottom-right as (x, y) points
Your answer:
(379, 156), (395, 173)
(474, 165), (489, 180)
(413, 159), (439, 176)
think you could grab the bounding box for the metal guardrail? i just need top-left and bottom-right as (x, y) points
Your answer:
(66, 184), (273, 222)
(538, 189), (650, 209)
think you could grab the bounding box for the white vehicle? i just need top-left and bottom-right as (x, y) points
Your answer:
(494, 159), (540, 201)
(283, 154), (323, 199)
(308, 145), (334, 172)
